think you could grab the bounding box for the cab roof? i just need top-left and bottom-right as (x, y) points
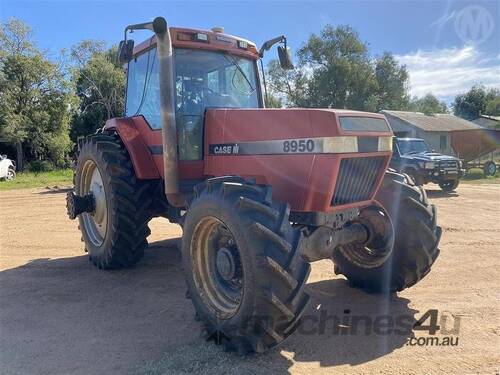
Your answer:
(132, 27), (259, 59)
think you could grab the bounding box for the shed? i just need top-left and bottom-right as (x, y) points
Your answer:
(381, 110), (490, 158)
(471, 115), (500, 129)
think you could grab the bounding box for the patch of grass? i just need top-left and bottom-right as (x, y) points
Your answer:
(0, 169), (73, 191)
(462, 168), (500, 184)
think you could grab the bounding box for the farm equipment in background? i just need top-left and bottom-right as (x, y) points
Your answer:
(450, 129), (500, 176)
(66, 17), (441, 354)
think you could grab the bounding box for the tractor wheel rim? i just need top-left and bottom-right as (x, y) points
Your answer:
(6, 170), (13, 180)
(191, 216), (243, 319)
(338, 206), (394, 268)
(80, 160), (107, 247)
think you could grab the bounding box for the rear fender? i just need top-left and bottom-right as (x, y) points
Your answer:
(104, 117), (161, 179)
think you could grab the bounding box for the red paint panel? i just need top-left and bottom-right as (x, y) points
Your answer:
(105, 116), (204, 180)
(104, 118), (160, 179)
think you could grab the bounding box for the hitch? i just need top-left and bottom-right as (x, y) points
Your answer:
(300, 223), (369, 262)
(300, 206), (394, 263)
(66, 191), (95, 220)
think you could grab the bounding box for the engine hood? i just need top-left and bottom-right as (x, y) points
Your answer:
(204, 108), (393, 140)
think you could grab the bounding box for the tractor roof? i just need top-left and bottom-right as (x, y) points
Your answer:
(132, 27), (259, 59)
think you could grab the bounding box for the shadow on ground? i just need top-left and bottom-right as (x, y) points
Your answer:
(37, 186), (72, 195)
(0, 238), (416, 375)
(425, 189), (459, 199)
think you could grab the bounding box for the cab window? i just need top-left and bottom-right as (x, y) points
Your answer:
(125, 48), (161, 130)
(126, 47), (260, 161)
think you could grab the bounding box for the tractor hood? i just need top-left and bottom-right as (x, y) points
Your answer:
(203, 108), (393, 213)
(204, 108), (394, 152)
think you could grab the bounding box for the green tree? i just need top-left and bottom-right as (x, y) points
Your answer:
(266, 59), (309, 107)
(409, 93), (447, 115)
(264, 91), (283, 108)
(453, 85), (500, 120)
(266, 25), (409, 112)
(0, 18), (75, 170)
(374, 52), (409, 111)
(298, 25), (377, 110)
(69, 40), (125, 141)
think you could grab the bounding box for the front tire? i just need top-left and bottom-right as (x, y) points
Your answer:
(333, 171), (441, 293)
(182, 177), (310, 354)
(6, 167), (15, 181)
(439, 179), (459, 192)
(74, 133), (153, 269)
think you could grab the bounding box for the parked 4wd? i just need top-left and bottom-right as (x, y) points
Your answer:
(390, 138), (464, 192)
(0, 155), (16, 181)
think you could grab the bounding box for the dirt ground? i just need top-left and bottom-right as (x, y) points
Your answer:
(0, 183), (499, 375)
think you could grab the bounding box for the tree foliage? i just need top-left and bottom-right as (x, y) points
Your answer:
(452, 85), (500, 120)
(0, 18), (76, 169)
(266, 25), (409, 112)
(69, 41), (125, 141)
(409, 93), (447, 115)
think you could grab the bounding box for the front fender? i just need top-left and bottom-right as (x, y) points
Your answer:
(104, 117), (161, 179)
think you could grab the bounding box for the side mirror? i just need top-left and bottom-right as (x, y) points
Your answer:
(277, 45), (294, 70)
(117, 40), (135, 64)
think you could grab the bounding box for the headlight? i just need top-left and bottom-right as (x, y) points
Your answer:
(458, 160), (463, 168)
(424, 162), (435, 169)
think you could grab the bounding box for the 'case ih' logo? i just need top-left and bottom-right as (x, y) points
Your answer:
(211, 144), (240, 155)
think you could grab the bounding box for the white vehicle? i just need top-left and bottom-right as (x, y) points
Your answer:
(0, 155), (16, 181)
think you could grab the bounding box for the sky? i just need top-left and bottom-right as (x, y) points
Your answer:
(1, 0), (499, 104)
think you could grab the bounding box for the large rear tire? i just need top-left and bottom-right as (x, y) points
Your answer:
(333, 171), (441, 293)
(74, 132), (153, 269)
(182, 177), (310, 354)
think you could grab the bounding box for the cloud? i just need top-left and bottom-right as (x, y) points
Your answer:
(395, 46), (500, 101)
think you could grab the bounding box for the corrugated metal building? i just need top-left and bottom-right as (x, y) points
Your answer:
(471, 115), (500, 129)
(381, 110), (483, 156)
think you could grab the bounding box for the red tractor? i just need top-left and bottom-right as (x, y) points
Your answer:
(67, 17), (441, 354)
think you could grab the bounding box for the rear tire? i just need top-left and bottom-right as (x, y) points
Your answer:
(182, 176), (310, 354)
(483, 161), (496, 176)
(74, 132), (153, 269)
(333, 171), (441, 293)
(439, 179), (459, 192)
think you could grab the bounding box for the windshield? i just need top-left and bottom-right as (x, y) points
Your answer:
(397, 139), (430, 154)
(174, 48), (259, 110)
(125, 47), (260, 160)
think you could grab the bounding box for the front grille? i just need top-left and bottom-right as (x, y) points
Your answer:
(332, 156), (386, 206)
(439, 160), (457, 171)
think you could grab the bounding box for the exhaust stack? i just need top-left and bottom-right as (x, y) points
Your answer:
(151, 18), (183, 206)
(124, 17), (182, 207)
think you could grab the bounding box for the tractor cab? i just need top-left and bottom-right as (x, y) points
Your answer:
(124, 31), (263, 160)
(119, 24), (291, 162)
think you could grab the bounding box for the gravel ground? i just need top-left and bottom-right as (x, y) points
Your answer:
(0, 183), (499, 375)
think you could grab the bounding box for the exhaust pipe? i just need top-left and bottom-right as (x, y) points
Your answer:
(124, 17), (183, 207)
(151, 17), (183, 207)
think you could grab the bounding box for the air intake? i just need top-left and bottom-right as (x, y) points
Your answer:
(332, 156), (386, 206)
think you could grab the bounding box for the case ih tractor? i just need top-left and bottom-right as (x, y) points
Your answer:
(66, 17), (441, 354)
